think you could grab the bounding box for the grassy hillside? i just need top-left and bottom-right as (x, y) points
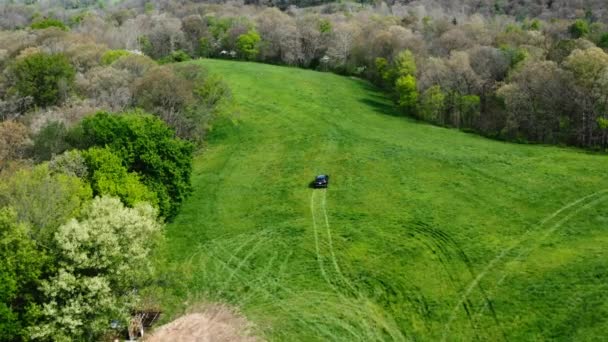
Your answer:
(160, 59), (608, 341)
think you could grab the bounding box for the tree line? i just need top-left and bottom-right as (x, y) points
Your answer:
(4, 1), (608, 149)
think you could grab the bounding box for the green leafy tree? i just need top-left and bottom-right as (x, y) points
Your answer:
(419, 85), (446, 123)
(30, 197), (161, 341)
(0, 164), (92, 241)
(600, 33), (608, 49)
(30, 18), (67, 31)
(11, 53), (75, 107)
(395, 75), (418, 116)
(394, 50), (417, 78)
(30, 121), (69, 162)
(570, 19), (590, 38)
(0, 208), (47, 341)
(375, 57), (392, 85)
(100, 49), (132, 65)
(236, 30), (261, 60)
(74, 111), (193, 218)
(82, 147), (158, 208)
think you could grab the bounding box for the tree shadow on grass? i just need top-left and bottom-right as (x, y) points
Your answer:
(359, 98), (401, 117)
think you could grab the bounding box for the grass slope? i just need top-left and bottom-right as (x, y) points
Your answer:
(161, 59), (608, 341)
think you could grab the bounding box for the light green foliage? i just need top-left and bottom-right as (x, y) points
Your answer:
(395, 74), (418, 115)
(419, 85), (445, 123)
(30, 18), (68, 31)
(236, 30), (261, 60)
(457, 94), (481, 127)
(0, 208), (46, 341)
(570, 19), (590, 38)
(76, 111), (193, 218)
(394, 49), (417, 77)
(100, 49), (131, 65)
(82, 147), (158, 208)
(31, 197), (161, 342)
(0, 164), (92, 240)
(375, 57), (391, 84)
(159, 50), (191, 64)
(564, 47), (608, 89)
(10, 52), (75, 107)
(162, 60), (608, 341)
(319, 19), (332, 34)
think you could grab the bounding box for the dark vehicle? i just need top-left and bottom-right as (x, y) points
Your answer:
(312, 174), (329, 188)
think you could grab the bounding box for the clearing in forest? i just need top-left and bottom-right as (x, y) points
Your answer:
(160, 59), (608, 341)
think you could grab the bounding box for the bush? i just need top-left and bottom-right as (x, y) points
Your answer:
(159, 50), (192, 64)
(30, 18), (67, 31)
(74, 111), (193, 218)
(10, 53), (75, 107)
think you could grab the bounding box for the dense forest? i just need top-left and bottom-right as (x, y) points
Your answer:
(1, 0), (608, 339)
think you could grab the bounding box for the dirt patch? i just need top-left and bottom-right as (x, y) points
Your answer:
(145, 304), (260, 342)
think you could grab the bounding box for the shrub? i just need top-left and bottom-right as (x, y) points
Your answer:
(10, 53), (75, 107)
(159, 50), (191, 64)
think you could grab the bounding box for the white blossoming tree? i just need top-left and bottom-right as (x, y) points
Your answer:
(30, 196), (162, 341)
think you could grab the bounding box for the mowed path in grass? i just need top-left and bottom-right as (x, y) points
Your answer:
(162, 59), (608, 341)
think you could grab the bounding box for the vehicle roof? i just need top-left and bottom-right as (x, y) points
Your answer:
(316, 174), (327, 178)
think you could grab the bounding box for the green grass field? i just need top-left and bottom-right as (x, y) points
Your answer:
(159, 59), (608, 341)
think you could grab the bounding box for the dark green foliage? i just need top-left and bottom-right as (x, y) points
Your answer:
(76, 111), (193, 218)
(500, 45), (528, 68)
(30, 18), (67, 31)
(0, 208), (46, 341)
(11, 53), (75, 107)
(570, 19), (590, 38)
(81, 147), (158, 208)
(599, 33), (608, 49)
(30, 121), (69, 162)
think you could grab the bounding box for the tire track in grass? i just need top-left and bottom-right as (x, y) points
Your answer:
(203, 244), (344, 341)
(311, 190), (406, 341)
(311, 189), (341, 293)
(441, 189), (608, 341)
(471, 193), (608, 324)
(320, 189), (359, 295)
